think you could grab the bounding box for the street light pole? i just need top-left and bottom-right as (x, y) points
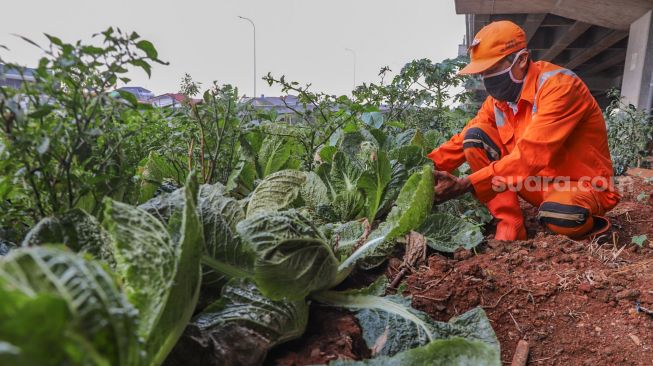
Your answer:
(239, 16), (257, 98)
(345, 48), (356, 91)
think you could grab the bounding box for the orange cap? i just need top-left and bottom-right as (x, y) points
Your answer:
(459, 20), (527, 75)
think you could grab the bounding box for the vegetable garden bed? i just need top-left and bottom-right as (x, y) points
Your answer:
(267, 174), (653, 366)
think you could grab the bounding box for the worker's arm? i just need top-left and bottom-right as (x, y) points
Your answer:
(426, 97), (496, 172)
(468, 78), (588, 202)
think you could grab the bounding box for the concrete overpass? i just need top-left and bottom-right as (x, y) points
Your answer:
(455, 0), (653, 109)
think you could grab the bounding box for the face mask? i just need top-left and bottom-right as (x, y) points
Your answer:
(482, 49), (526, 103)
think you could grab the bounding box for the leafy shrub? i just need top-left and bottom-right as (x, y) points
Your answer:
(605, 89), (653, 175)
(0, 29), (168, 235)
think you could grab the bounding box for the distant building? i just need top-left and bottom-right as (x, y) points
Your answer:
(244, 95), (308, 123)
(0, 64), (36, 89)
(117, 86), (155, 102)
(150, 93), (202, 108)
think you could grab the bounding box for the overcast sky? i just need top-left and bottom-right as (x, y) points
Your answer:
(0, 0), (465, 97)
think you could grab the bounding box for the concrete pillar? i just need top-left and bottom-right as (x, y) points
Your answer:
(621, 10), (653, 110)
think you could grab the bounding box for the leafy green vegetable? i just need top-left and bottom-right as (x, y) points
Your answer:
(166, 278), (308, 366)
(103, 173), (203, 365)
(138, 151), (185, 204)
(418, 213), (484, 253)
(0, 247), (140, 366)
(329, 337), (500, 366)
(103, 199), (177, 340)
(236, 210), (338, 300)
(330, 151), (364, 195)
(139, 182), (252, 286)
(358, 151), (392, 222)
(246, 170), (306, 218)
(145, 174), (203, 366)
(337, 164), (434, 277)
(21, 209), (115, 266)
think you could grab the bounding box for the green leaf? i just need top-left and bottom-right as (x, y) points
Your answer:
(338, 129), (379, 160)
(258, 135), (292, 177)
(136, 40), (158, 59)
(331, 189), (366, 222)
(139, 183), (251, 286)
(383, 164), (434, 241)
(0, 247), (140, 366)
(197, 184), (250, 287)
(389, 145), (426, 171)
(44, 33), (63, 46)
(329, 337), (500, 366)
(331, 151), (363, 192)
(137, 151), (184, 204)
(434, 193), (492, 225)
(319, 145), (338, 164)
(81, 45), (105, 55)
(358, 151), (392, 222)
(166, 278), (308, 365)
(236, 210), (338, 300)
(21, 209), (115, 266)
(116, 89), (139, 107)
(632, 234), (647, 247)
(328, 220), (368, 261)
(130, 59), (152, 78)
(300, 171), (330, 210)
(226, 160), (257, 197)
(418, 213), (484, 253)
(410, 129), (426, 147)
(361, 111), (384, 128)
(313, 289), (499, 359)
(103, 199), (177, 341)
(146, 173), (203, 365)
(28, 105), (55, 119)
(377, 161), (408, 217)
(246, 170), (306, 218)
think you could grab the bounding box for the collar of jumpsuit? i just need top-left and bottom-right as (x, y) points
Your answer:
(427, 20), (620, 240)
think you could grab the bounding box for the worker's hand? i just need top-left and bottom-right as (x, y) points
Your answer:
(433, 170), (473, 204)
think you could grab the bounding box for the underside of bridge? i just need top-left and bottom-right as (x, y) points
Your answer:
(455, 0), (653, 110)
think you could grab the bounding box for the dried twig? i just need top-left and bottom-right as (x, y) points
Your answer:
(483, 287), (515, 309)
(418, 269), (454, 293)
(509, 312), (523, 333)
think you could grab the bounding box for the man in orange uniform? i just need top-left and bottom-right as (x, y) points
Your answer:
(427, 20), (620, 240)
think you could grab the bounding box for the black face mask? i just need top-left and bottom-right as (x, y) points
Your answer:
(483, 71), (523, 103)
(482, 52), (525, 103)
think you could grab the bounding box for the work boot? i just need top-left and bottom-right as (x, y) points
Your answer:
(485, 191), (527, 241)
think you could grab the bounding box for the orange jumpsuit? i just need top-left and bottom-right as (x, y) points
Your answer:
(427, 60), (620, 240)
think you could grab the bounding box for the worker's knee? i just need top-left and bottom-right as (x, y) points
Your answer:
(463, 127), (501, 162)
(537, 201), (593, 238)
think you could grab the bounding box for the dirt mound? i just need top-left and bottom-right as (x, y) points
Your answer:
(268, 175), (653, 365)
